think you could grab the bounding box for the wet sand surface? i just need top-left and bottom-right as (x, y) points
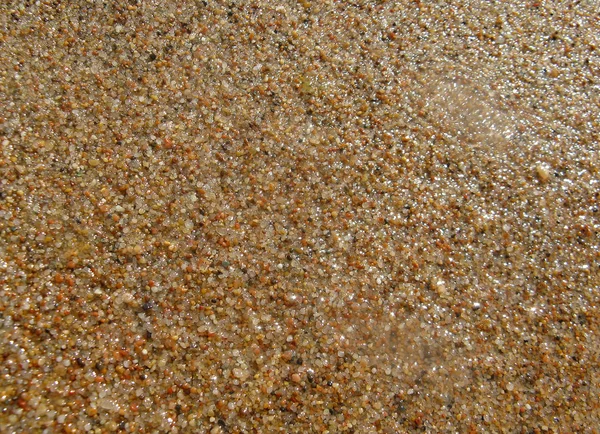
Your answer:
(1, 1), (599, 432)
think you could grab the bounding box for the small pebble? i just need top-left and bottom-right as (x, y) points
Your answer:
(536, 164), (551, 182)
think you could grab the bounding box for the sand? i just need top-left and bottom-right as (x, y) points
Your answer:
(0, 1), (599, 432)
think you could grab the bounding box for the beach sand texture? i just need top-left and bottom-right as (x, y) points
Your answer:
(0, 1), (599, 432)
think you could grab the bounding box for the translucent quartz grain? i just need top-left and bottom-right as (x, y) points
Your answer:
(0, 1), (599, 433)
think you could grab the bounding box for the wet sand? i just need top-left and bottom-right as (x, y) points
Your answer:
(1, 1), (599, 432)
